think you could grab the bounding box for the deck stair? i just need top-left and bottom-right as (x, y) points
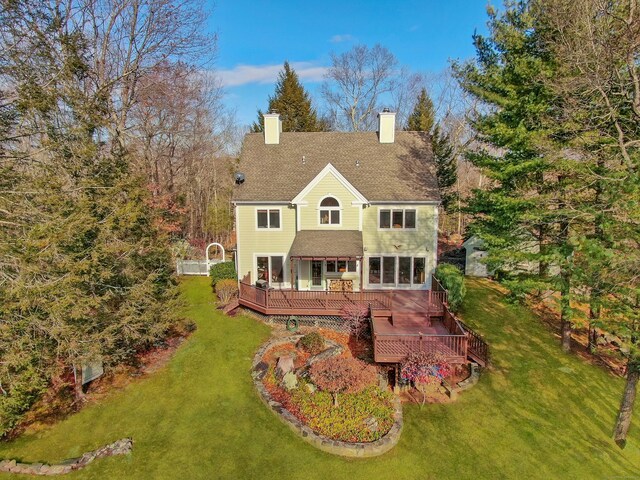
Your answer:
(458, 319), (489, 367)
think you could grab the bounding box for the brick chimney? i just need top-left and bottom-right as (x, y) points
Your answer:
(263, 112), (281, 145)
(377, 109), (396, 144)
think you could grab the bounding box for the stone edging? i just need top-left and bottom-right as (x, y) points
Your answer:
(252, 335), (403, 458)
(0, 438), (133, 476)
(457, 363), (481, 391)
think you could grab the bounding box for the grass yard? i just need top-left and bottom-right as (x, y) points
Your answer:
(1, 277), (639, 479)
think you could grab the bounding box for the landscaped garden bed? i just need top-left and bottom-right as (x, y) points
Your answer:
(252, 330), (402, 457)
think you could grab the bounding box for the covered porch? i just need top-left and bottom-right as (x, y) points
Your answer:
(289, 230), (365, 292)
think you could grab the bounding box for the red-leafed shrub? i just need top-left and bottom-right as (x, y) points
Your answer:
(340, 304), (369, 339)
(400, 351), (452, 404)
(309, 357), (377, 406)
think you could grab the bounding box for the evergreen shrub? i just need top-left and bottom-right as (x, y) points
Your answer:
(434, 263), (466, 312)
(210, 261), (236, 288)
(298, 332), (325, 355)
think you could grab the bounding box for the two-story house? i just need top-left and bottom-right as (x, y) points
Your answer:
(233, 111), (438, 292)
(232, 111), (488, 367)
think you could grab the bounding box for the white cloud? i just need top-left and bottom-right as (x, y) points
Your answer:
(330, 34), (354, 43)
(217, 62), (327, 87)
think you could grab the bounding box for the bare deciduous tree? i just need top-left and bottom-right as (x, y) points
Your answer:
(129, 61), (238, 245)
(321, 44), (420, 131)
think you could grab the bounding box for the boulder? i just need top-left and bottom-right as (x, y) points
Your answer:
(305, 383), (316, 394)
(363, 416), (379, 433)
(282, 371), (298, 391)
(276, 355), (294, 378)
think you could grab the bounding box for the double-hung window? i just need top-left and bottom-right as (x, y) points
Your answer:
(257, 209), (280, 229)
(379, 209), (416, 229)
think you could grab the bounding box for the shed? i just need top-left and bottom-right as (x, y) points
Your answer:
(462, 235), (489, 277)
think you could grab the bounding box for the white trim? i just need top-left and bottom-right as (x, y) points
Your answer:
(255, 206), (283, 231)
(253, 253), (290, 288)
(291, 163), (368, 205)
(369, 200), (440, 205)
(431, 208), (439, 289)
(377, 207), (418, 231)
(296, 204), (301, 232)
(235, 205), (241, 279)
(233, 201), (289, 205)
(317, 194), (342, 227)
(357, 204), (363, 231)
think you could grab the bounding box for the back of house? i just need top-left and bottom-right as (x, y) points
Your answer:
(232, 111), (440, 293)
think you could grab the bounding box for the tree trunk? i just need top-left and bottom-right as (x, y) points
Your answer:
(73, 366), (85, 402)
(588, 300), (600, 354)
(332, 392), (338, 407)
(560, 269), (572, 352)
(613, 360), (639, 448)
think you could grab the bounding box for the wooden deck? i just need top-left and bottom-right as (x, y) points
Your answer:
(237, 273), (488, 366)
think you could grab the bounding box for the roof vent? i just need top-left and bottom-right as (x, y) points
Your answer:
(302, 155), (306, 165)
(355, 160), (360, 167)
(234, 172), (245, 184)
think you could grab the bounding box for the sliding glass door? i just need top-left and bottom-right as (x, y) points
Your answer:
(367, 256), (427, 287)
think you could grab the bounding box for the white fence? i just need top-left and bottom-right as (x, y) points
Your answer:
(176, 243), (226, 276)
(176, 259), (223, 276)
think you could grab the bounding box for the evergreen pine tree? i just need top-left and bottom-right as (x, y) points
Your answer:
(251, 62), (327, 132)
(0, 1), (179, 434)
(455, 2), (580, 348)
(405, 89), (458, 211)
(405, 88), (435, 132)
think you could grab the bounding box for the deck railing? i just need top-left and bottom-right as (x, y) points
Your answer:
(457, 319), (489, 366)
(238, 272), (393, 313)
(373, 332), (467, 363)
(267, 289), (393, 309)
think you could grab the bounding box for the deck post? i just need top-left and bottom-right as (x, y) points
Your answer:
(290, 257), (294, 290)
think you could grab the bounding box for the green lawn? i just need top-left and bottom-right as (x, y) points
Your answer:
(1, 277), (639, 479)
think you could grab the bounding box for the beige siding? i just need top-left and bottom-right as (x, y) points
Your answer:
(362, 205), (438, 289)
(298, 172), (361, 230)
(236, 205), (296, 286)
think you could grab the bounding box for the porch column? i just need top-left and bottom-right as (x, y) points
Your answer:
(290, 257), (295, 290)
(359, 256), (364, 292)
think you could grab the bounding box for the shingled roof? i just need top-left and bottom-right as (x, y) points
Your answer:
(289, 230), (363, 258)
(233, 131), (439, 202)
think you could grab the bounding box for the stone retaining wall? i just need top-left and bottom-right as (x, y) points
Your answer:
(457, 363), (481, 391)
(252, 336), (403, 458)
(0, 438), (132, 476)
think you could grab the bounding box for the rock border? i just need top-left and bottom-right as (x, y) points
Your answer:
(457, 362), (482, 391)
(0, 438), (132, 476)
(252, 335), (403, 458)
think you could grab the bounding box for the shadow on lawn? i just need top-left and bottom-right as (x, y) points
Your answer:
(460, 278), (637, 473)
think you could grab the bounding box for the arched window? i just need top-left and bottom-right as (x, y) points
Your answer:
(319, 196), (341, 225)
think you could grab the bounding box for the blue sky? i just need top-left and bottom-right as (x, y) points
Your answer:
(208, 1), (493, 127)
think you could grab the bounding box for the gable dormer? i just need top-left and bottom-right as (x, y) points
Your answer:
(291, 163), (367, 231)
